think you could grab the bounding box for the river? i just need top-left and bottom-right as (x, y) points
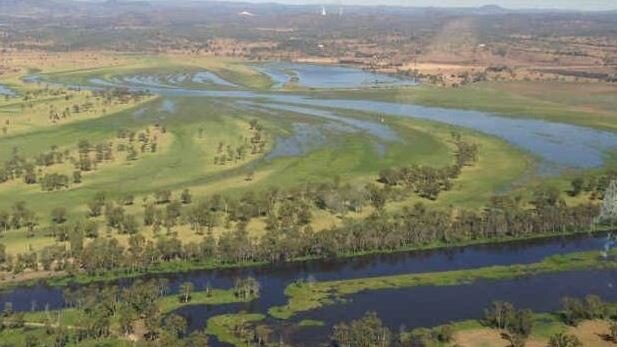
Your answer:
(11, 63), (617, 345)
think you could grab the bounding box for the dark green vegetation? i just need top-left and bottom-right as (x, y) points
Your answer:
(0, 277), (259, 347)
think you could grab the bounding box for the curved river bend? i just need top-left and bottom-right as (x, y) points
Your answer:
(82, 67), (617, 174)
(11, 64), (617, 345)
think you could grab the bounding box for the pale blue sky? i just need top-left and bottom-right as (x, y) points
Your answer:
(81, 0), (616, 11)
(185, 0), (616, 11)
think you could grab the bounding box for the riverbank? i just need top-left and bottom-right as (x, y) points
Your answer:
(310, 81), (617, 133)
(269, 248), (617, 319)
(0, 284), (258, 347)
(1, 227), (610, 291)
(405, 307), (617, 347)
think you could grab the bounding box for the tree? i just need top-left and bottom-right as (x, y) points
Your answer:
(25, 334), (39, 347)
(532, 185), (562, 209)
(144, 305), (161, 340)
(597, 179), (617, 225)
(609, 321), (617, 342)
(122, 194), (134, 206)
(548, 332), (582, 347)
(117, 305), (134, 336)
(73, 170), (82, 184)
(233, 277), (260, 300)
(0, 244), (6, 265)
(51, 207), (67, 224)
(144, 203), (157, 226)
(570, 177), (584, 196)
(53, 327), (69, 347)
(485, 301), (516, 330)
(69, 228), (84, 256)
(105, 204), (125, 229)
(181, 189), (192, 204)
(155, 190), (172, 204)
(503, 332), (527, 347)
(88, 192), (106, 217)
(179, 282), (194, 303)
(561, 296), (608, 326)
(163, 313), (187, 338)
(122, 214), (139, 234)
(332, 312), (391, 347)
(434, 324), (454, 343)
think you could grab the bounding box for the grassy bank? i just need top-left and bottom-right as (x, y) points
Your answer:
(0, 228), (610, 291)
(268, 248), (617, 319)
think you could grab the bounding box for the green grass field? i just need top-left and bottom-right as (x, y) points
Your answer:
(315, 81), (617, 132)
(0, 53), (610, 269)
(0, 59), (537, 258)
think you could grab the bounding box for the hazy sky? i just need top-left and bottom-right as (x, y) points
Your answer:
(192, 0), (616, 11)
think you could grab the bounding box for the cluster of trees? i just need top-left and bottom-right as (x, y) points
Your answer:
(0, 147), (28, 184)
(76, 125), (160, 172)
(484, 301), (534, 347)
(93, 88), (150, 106)
(211, 119), (267, 166)
(34, 145), (68, 167)
(40, 173), (70, 191)
(116, 126), (160, 158)
(0, 124), (162, 191)
(233, 276), (261, 300)
(332, 312), (392, 347)
(331, 312), (453, 347)
(569, 170), (617, 199)
(378, 133), (479, 200)
(484, 297), (617, 347)
(0, 279), (211, 347)
(1, 87), (148, 137)
(561, 295), (614, 326)
(47, 88), (148, 125)
(0, 147), (71, 190)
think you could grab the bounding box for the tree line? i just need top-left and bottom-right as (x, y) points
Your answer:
(0, 180), (602, 277)
(378, 133), (479, 200)
(1, 278), (214, 347)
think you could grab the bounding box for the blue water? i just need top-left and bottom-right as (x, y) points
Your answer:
(15, 63), (617, 345)
(192, 71), (238, 88)
(255, 62), (416, 89)
(80, 70), (617, 173)
(0, 84), (15, 96)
